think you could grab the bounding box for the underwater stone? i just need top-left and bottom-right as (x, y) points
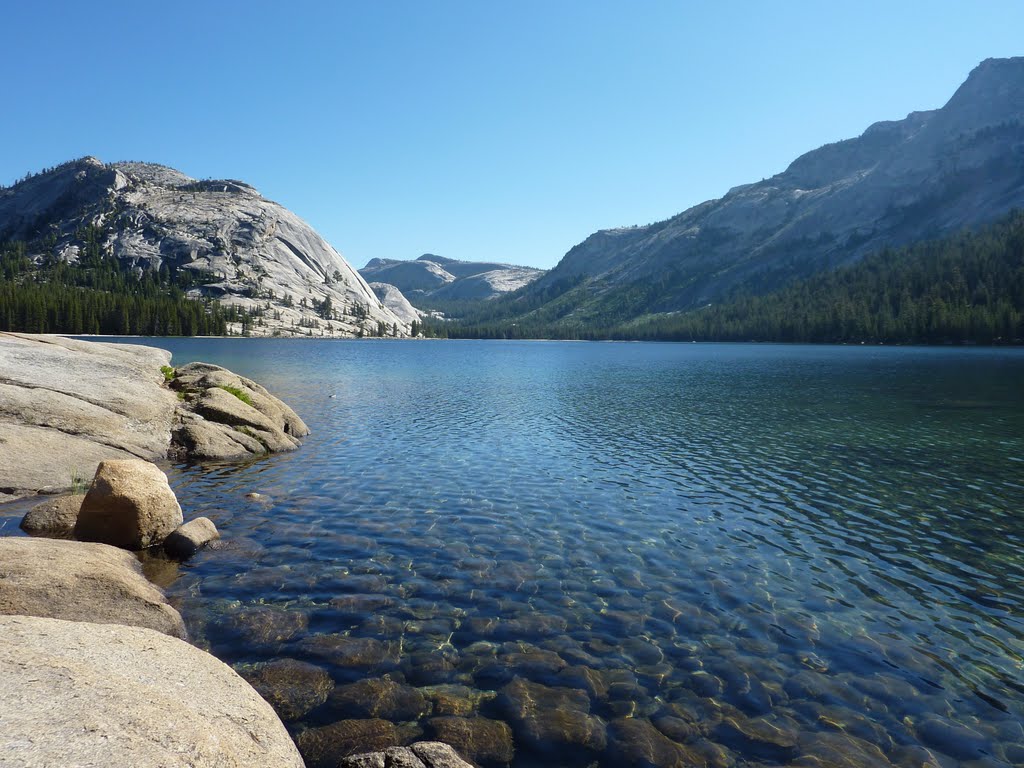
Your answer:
(328, 678), (431, 721)
(555, 665), (611, 701)
(793, 731), (894, 767)
(605, 717), (705, 768)
(498, 677), (607, 754)
(652, 714), (700, 745)
(403, 651), (458, 686)
(297, 634), (399, 671)
(428, 716), (515, 765)
(224, 604), (309, 646)
(915, 716), (991, 762)
(419, 684), (496, 717)
(239, 658), (333, 721)
(688, 671), (723, 698)
(473, 646), (567, 686)
(714, 714), (799, 763)
(296, 719), (402, 768)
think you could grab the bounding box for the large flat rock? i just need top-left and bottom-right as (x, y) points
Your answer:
(0, 334), (310, 500)
(0, 615), (305, 768)
(0, 333), (177, 500)
(0, 537), (186, 638)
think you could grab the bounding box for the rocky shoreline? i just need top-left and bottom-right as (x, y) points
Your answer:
(0, 334), (476, 768)
(0, 332), (311, 503)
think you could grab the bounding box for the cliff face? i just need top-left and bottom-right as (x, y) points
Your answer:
(0, 159), (407, 337)
(525, 57), (1024, 316)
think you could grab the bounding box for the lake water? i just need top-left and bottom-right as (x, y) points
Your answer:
(5, 339), (1024, 767)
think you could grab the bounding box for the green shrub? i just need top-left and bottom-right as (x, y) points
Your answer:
(218, 384), (254, 406)
(160, 365), (175, 382)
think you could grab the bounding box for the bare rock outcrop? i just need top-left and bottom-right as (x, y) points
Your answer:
(0, 156), (409, 338)
(0, 537), (186, 638)
(0, 615), (305, 768)
(337, 742), (476, 768)
(369, 281), (423, 325)
(169, 361), (310, 460)
(74, 459), (183, 549)
(0, 334), (309, 501)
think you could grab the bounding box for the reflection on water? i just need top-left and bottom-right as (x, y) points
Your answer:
(6, 339), (1024, 767)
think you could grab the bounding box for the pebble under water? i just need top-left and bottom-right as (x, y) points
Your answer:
(5, 339), (1023, 768)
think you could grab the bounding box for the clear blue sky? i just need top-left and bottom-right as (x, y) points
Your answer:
(2, 1), (1021, 269)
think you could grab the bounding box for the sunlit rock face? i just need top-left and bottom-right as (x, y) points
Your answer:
(369, 281), (423, 325)
(0, 157), (408, 337)
(526, 56), (1024, 311)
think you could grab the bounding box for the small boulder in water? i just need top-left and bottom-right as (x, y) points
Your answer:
(20, 494), (85, 538)
(74, 459), (183, 550)
(164, 516), (220, 558)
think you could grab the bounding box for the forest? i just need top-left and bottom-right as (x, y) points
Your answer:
(0, 225), (227, 335)
(435, 210), (1024, 344)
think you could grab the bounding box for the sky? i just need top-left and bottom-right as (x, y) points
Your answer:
(2, 2), (1021, 270)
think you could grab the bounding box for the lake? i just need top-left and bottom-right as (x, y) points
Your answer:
(5, 339), (1023, 767)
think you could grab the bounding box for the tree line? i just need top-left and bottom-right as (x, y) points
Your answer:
(0, 227), (227, 335)
(438, 210), (1024, 344)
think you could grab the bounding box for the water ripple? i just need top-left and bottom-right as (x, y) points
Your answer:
(4, 339), (1021, 767)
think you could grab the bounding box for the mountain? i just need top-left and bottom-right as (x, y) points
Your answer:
(0, 158), (408, 337)
(452, 57), (1024, 334)
(621, 210), (1024, 344)
(360, 253), (544, 309)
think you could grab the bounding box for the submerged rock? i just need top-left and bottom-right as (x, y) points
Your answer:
(428, 715), (515, 765)
(0, 615), (303, 767)
(297, 718), (403, 768)
(224, 604), (310, 647)
(0, 537), (185, 638)
(498, 677), (607, 754)
(606, 717), (706, 767)
(74, 459), (183, 550)
(555, 665), (611, 700)
(19, 493), (85, 537)
(329, 677), (431, 721)
(403, 650), (459, 685)
(419, 684), (497, 717)
(793, 731), (894, 767)
(238, 658), (333, 721)
(298, 633), (399, 671)
(714, 714), (799, 763)
(914, 716), (992, 762)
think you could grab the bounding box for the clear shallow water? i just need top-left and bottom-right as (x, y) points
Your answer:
(5, 339), (1024, 767)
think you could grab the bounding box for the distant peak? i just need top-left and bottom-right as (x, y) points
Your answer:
(971, 56), (1024, 75)
(941, 55), (1024, 122)
(951, 56), (1024, 97)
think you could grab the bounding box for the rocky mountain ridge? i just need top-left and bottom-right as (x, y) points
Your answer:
(360, 253), (544, 306)
(0, 158), (407, 337)
(507, 56), (1024, 324)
